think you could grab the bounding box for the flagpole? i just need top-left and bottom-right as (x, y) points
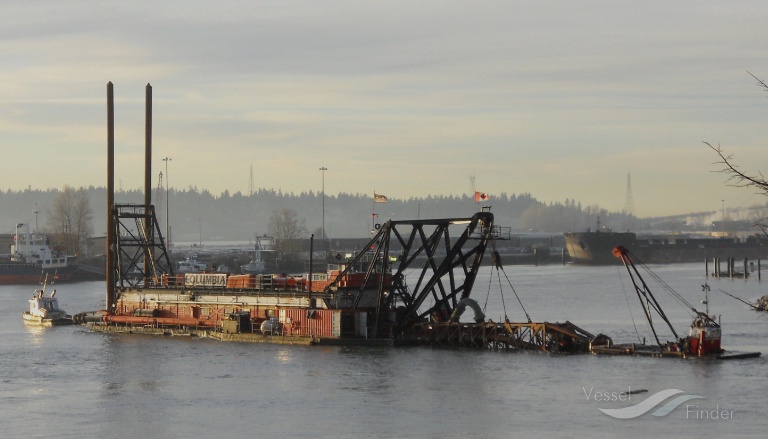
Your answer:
(372, 191), (386, 234)
(474, 191), (490, 211)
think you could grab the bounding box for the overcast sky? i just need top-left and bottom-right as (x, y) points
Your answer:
(3, 1), (768, 217)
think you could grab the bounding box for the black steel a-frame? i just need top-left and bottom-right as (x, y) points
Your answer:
(110, 203), (173, 287)
(326, 211), (494, 338)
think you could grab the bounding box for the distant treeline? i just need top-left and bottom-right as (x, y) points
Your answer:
(0, 187), (636, 240)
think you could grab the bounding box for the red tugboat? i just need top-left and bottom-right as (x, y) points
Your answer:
(688, 313), (722, 357)
(590, 245), (759, 359)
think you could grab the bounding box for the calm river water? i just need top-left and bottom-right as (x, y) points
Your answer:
(2, 263), (766, 438)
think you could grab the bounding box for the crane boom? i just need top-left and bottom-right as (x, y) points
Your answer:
(612, 245), (679, 346)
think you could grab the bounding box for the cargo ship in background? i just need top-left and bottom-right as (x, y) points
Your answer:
(564, 228), (768, 265)
(0, 223), (78, 284)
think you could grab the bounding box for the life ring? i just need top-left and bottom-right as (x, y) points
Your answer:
(290, 321), (298, 330)
(374, 223), (381, 230)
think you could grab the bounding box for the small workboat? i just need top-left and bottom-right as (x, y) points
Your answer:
(590, 245), (760, 360)
(22, 281), (73, 326)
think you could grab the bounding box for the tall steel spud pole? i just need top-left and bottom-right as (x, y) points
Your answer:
(106, 82), (115, 311)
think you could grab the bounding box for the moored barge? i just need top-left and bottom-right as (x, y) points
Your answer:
(79, 267), (386, 343)
(89, 83), (591, 351)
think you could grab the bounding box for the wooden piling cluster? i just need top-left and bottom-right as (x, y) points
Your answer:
(706, 257), (761, 280)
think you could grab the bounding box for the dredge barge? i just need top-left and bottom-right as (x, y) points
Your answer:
(79, 204), (495, 345)
(79, 83), (597, 353)
(81, 196), (593, 352)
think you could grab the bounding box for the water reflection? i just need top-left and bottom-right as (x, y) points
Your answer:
(276, 348), (293, 364)
(23, 323), (46, 345)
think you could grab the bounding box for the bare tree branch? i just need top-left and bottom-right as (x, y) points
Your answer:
(747, 70), (768, 93)
(704, 141), (768, 192)
(267, 207), (307, 268)
(46, 185), (93, 255)
(706, 141), (768, 235)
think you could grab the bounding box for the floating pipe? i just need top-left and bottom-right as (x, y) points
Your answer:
(103, 315), (212, 327)
(72, 310), (108, 324)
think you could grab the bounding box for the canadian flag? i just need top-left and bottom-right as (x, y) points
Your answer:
(474, 191), (490, 202)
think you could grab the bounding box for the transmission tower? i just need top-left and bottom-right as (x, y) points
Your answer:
(249, 164), (254, 196)
(623, 173), (635, 216)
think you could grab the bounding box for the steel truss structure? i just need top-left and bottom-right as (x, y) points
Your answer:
(323, 211), (494, 338)
(111, 203), (173, 287)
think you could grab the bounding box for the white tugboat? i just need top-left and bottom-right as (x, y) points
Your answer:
(22, 279), (73, 326)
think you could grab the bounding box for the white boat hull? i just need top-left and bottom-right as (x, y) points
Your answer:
(22, 311), (73, 326)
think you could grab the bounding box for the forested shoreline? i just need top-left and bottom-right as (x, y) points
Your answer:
(0, 187), (633, 241)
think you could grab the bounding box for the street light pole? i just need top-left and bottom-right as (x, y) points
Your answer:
(163, 157), (172, 247)
(319, 166), (327, 240)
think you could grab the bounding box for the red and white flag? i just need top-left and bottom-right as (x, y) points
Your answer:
(474, 191), (490, 202)
(374, 192), (388, 203)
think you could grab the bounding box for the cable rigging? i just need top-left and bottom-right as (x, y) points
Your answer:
(483, 241), (532, 323)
